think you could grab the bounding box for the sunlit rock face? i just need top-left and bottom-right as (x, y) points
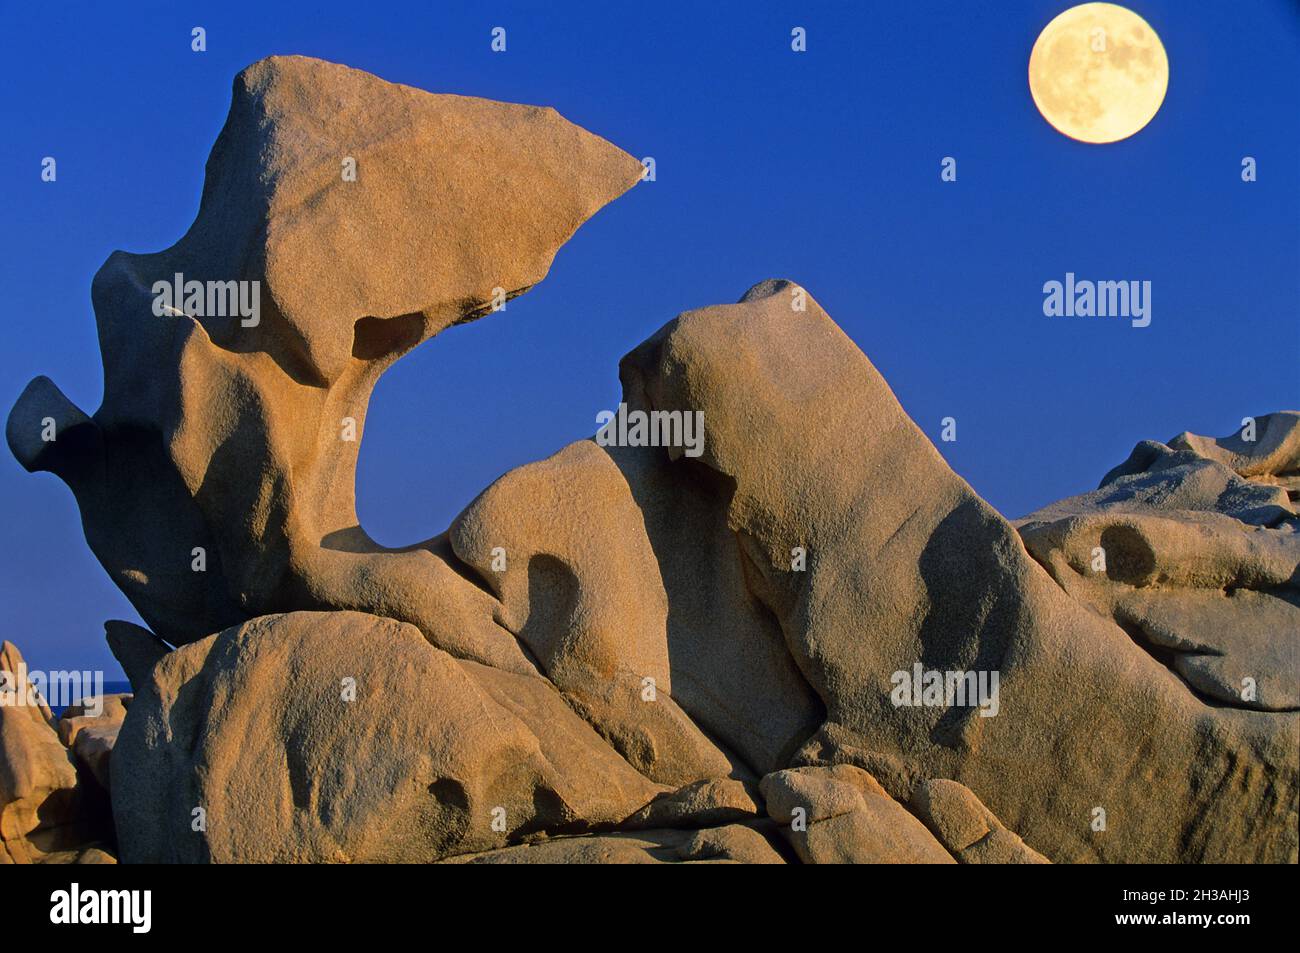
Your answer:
(615, 280), (1296, 863)
(0, 641), (115, 864)
(6, 58), (1296, 865)
(6, 55), (644, 673)
(1019, 412), (1300, 712)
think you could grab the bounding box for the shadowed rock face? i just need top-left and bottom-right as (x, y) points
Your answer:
(5, 58), (1296, 864)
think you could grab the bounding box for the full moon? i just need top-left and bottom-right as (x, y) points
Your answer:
(1029, 3), (1168, 144)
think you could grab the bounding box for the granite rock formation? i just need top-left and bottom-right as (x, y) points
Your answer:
(0, 642), (117, 863)
(1018, 412), (1300, 712)
(6, 55), (643, 675)
(4, 56), (1296, 864)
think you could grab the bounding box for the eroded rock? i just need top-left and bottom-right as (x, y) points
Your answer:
(760, 765), (954, 864)
(620, 279), (1298, 863)
(58, 693), (130, 748)
(6, 55), (1295, 866)
(111, 611), (665, 863)
(911, 778), (1049, 863)
(0, 642), (98, 863)
(7, 56), (643, 678)
(442, 824), (785, 864)
(1018, 413), (1300, 711)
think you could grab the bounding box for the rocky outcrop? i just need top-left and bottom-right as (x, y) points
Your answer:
(761, 765), (955, 864)
(8, 57), (1297, 864)
(6, 55), (643, 676)
(0, 642), (115, 863)
(448, 438), (819, 785)
(910, 779), (1049, 863)
(1018, 413), (1300, 712)
(112, 611), (667, 863)
(58, 694), (129, 746)
(617, 280), (1296, 863)
(442, 824), (785, 864)
(55, 692), (131, 802)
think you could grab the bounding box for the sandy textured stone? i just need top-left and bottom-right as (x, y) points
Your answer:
(0, 641), (55, 726)
(71, 724), (120, 792)
(452, 438), (823, 782)
(444, 824), (785, 864)
(623, 778), (762, 829)
(111, 611), (665, 863)
(6, 56), (643, 677)
(55, 685), (130, 816)
(452, 440), (759, 785)
(58, 693), (130, 748)
(104, 621), (170, 695)
(0, 642), (89, 863)
(5, 54), (1296, 866)
(1018, 414), (1300, 711)
(19, 844), (118, 865)
(621, 280), (1298, 863)
(761, 765), (954, 864)
(911, 779), (1049, 863)
(1108, 412), (1300, 493)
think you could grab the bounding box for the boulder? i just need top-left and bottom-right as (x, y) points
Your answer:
(72, 724), (120, 792)
(111, 611), (665, 863)
(443, 824), (785, 864)
(31, 845), (118, 864)
(56, 692), (129, 825)
(71, 280), (1300, 865)
(0, 641), (55, 724)
(451, 437), (824, 782)
(760, 765), (954, 864)
(450, 439), (781, 785)
(104, 621), (170, 695)
(58, 692), (130, 747)
(0, 642), (91, 862)
(622, 778), (762, 830)
(911, 778), (1049, 863)
(1017, 414), (1300, 712)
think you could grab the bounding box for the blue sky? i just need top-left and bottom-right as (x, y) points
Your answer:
(2, 0), (1297, 675)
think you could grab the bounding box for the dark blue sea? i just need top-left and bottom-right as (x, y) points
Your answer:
(50, 680), (133, 718)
